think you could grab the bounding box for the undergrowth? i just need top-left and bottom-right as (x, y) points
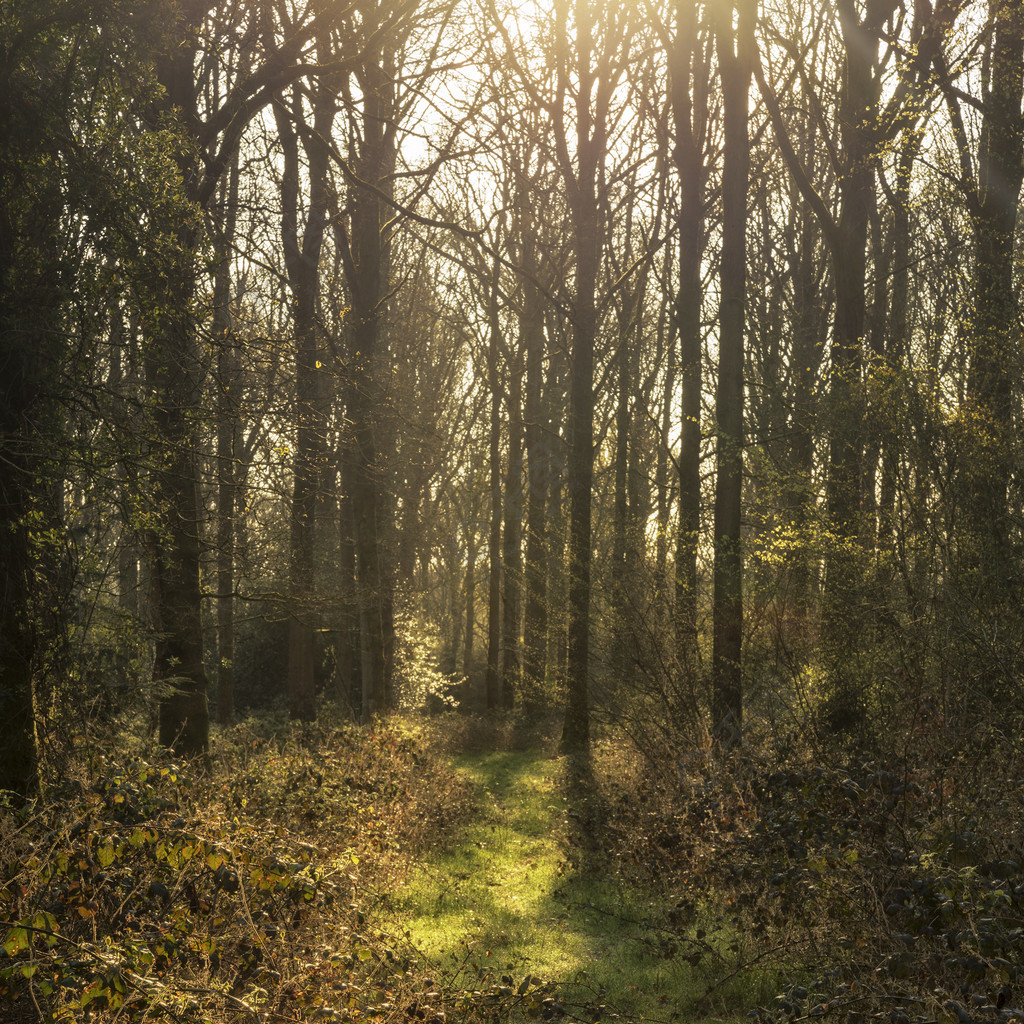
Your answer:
(0, 715), (504, 1023)
(10, 705), (1021, 1024)
(593, 720), (1024, 1024)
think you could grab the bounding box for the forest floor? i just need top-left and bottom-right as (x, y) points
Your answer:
(4, 713), (1024, 1024)
(398, 716), (1024, 1024)
(393, 746), (769, 1023)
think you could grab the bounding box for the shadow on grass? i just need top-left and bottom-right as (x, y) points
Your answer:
(395, 748), (780, 1023)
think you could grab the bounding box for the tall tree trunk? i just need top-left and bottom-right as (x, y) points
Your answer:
(111, 306), (141, 692)
(563, 208), (597, 756)
(276, 64), (334, 722)
(142, 34), (213, 757)
(522, 276), (550, 713)
(612, 290), (633, 682)
(213, 160), (240, 726)
(671, 0), (709, 684)
(625, 297), (651, 631)
(485, 260), (503, 711)
(786, 177), (824, 620)
(879, 127), (921, 547)
(655, 333), (675, 589)
(0, 353), (41, 796)
(214, 348), (237, 725)
(350, 363), (388, 719)
(501, 353), (524, 709)
(820, 0), (885, 727)
(145, 238), (210, 755)
(710, 0), (753, 748)
(965, 1), (1024, 581)
(336, 41), (399, 720)
(554, 0), (621, 757)
(861, 197), (889, 548)
(547, 360), (570, 697)
(464, 517), (477, 700)
(336, 450), (359, 715)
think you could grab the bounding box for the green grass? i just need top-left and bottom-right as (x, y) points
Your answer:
(393, 750), (776, 1022)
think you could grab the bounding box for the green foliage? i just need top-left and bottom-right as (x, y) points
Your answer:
(393, 615), (465, 713)
(0, 0), (207, 793)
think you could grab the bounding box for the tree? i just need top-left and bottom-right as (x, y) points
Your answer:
(549, 0), (637, 756)
(754, 0), (943, 728)
(963, 2), (1023, 582)
(485, 250), (504, 710)
(934, 0), (1024, 706)
(0, 4), (74, 795)
(211, 157), (241, 726)
(331, 0), (453, 718)
(664, 0), (712, 678)
(143, 0), (349, 753)
(520, 216), (557, 713)
(0, 2), (178, 793)
(274, 37), (336, 721)
(710, 0), (754, 747)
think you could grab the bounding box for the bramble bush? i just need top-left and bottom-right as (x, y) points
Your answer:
(0, 716), (479, 1023)
(592, 720), (1024, 1024)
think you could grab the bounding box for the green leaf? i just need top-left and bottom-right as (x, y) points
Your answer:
(32, 912), (58, 947)
(3, 928), (29, 956)
(79, 979), (103, 1008)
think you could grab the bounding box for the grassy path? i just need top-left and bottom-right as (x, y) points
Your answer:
(393, 750), (729, 1022)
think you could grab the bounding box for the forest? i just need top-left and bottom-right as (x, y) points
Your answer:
(3, 0), (1024, 1021)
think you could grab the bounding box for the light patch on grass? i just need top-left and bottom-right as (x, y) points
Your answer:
(393, 750), (772, 1022)
(396, 752), (577, 971)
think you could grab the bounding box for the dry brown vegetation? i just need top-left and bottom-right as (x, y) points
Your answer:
(0, 715), (481, 1022)
(588, 715), (1024, 1024)
(5, 710), (1024, 1024)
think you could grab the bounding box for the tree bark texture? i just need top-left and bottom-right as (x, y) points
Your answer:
(522, 274), (550, 712)
(965, 0), (1024, 579)
(213, 162), (240, 726)
(671, 0), (709, 680)
(276, 67), (334, 722)
(0, 346), (42, 796)
(710, 0), (753, 748)
(145, 249), (211, 756)
(144, 32), (212, 757)
(819, 0), (886, 722)
(485, 264), (503, 711)
(501, 352), (524, 709)
(337, 35), (400, 720)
